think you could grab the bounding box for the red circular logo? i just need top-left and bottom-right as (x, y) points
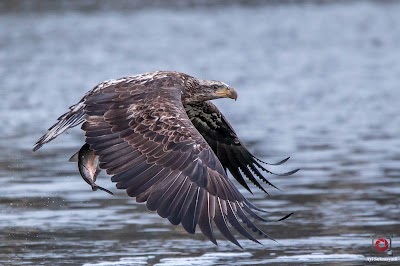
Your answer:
(375, 238), (389, 252)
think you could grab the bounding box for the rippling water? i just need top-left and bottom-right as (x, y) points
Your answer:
(1, 1), (400, 265)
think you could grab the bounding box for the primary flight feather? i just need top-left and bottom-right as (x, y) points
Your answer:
(33, 71), (298, 247)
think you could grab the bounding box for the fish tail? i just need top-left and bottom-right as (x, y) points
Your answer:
(94, 185), (114, 195)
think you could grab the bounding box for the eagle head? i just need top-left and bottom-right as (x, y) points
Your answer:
(184, 78), (238, 104)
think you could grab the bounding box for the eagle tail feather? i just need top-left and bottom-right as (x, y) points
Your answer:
(33, 102), (85, 151)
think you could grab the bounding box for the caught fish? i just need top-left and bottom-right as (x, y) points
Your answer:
(69, 143), (113, 195)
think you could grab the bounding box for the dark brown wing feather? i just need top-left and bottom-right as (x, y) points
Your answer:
(81, 76), (272, 247)
(184, 101), (299, 194)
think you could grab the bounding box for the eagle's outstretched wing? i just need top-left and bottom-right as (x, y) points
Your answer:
(81, 77), (277, 247)
(185, 101), (299, 194)
(33, 72), (294, 247)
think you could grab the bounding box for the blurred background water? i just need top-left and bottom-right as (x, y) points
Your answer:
(1, 0), (399, 265)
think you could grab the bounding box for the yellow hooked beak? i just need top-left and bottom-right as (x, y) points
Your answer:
(215, 87), (238, 101)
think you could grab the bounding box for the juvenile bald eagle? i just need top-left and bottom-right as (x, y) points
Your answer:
(33, 71), (298, 247)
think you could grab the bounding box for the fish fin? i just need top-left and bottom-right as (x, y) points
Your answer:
(69, 151), (79, 162)
(94, 167), (101, 179)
